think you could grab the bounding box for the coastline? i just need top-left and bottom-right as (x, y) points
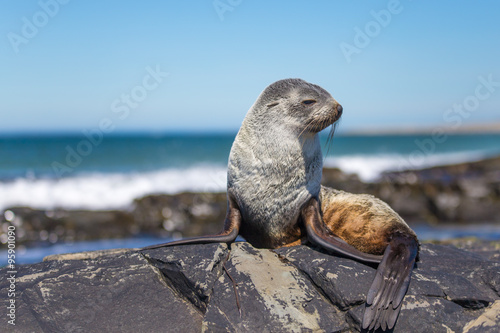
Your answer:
(1, 155), (499, 253)
(340, 121), (500, 136)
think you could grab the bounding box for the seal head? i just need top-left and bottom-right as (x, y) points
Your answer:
(250, 78), (342, 134)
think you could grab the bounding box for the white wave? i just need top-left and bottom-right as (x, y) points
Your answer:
(324, 150), (490, 182)
(324, 155), (401, 181)
(0, 166), (228, 211)
(0, 151), (493, 210)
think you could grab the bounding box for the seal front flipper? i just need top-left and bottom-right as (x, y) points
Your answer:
(362, 232), (418, 331)
(141, 197), (242, 250)
(301, 197), (383, 265)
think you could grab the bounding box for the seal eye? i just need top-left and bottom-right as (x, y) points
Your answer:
(302, 100), (316, 106)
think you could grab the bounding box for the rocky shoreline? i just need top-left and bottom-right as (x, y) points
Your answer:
(1, 240), (499, 332)
(1, 156), (499, 249)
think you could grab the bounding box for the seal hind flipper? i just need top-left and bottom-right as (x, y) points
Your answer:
(302, 197), (384, 265)
(362, 233), (418, 331)
(141, 197), (242, 250)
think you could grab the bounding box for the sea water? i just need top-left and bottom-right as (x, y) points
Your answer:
(1, 132), (499, 211)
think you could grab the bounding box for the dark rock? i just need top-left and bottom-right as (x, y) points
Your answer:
(131, 192), (227, 237)
(378, 156), (500, 224)
(425, 238), (500, 262)
(396, 295), (476, 333)
(203, 243), (347, 332)
(0, 207), (136, 248)
(483, 267), (500, 297)
(277, 244), (500, 332)
(0, 192), (228, 249)
(322, 167), (367, 194)
(1, 249), (202, 333)
(143, 243), (229, 312)
(417, 244), (499, 301)
(2, 242), (499, 332)
(462, 301), (500, 333)
(274, 245), (375, 310)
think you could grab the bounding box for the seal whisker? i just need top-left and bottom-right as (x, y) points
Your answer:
(324, 120), (338, 158)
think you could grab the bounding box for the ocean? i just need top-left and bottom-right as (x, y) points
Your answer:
(1, 132), (500, 211)
(2, 132), (500, 265)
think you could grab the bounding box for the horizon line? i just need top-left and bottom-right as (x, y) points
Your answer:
(1, 121), (500, 137)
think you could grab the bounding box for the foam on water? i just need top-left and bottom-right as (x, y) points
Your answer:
(324, 150), (490, 181)
(0, 149), (496, 210)
(0, 166), (227, 211)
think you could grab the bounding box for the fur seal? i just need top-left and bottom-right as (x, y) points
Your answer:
(143, 78), (419, 331)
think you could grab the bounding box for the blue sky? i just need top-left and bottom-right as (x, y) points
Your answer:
(1, 0), (499, 133)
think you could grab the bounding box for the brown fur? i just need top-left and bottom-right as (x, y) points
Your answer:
(319, 186), (417, 255)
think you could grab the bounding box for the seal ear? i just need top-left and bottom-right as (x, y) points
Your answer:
(267, 102), (279, 108)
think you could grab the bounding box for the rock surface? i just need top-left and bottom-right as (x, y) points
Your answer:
(2, 242), (499, 332)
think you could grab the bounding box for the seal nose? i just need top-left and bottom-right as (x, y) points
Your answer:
(336, 104), (343, 115)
